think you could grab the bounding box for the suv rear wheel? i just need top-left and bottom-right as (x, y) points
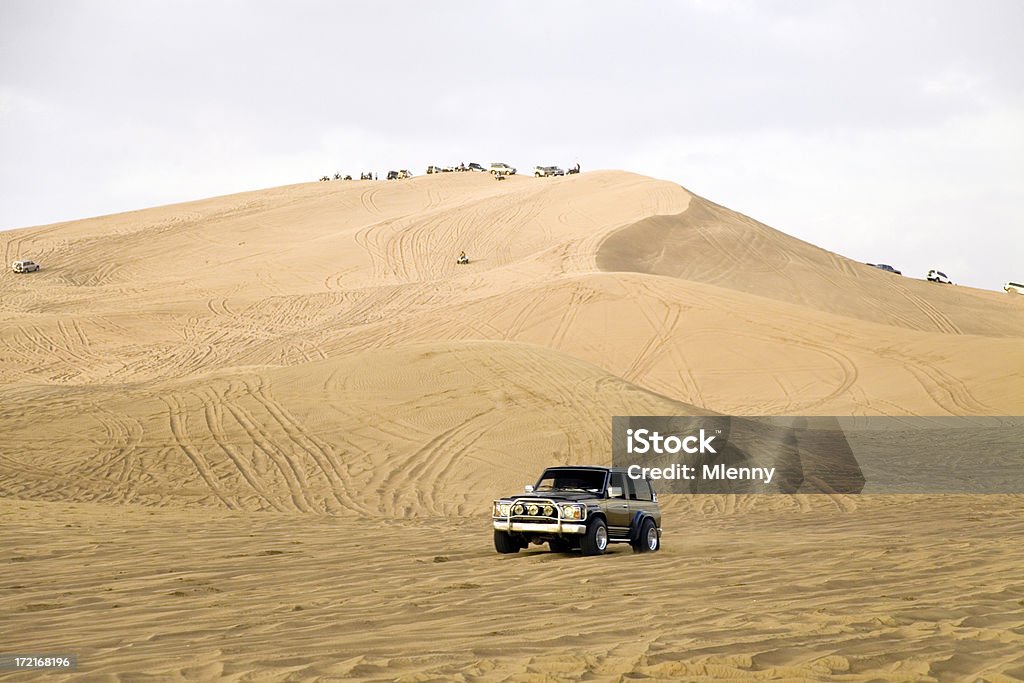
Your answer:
(631, 518), (660, 553)
(580, 518), (608, 556)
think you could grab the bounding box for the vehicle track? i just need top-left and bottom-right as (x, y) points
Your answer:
(898, 356), (991, 415)
(621, 294), (683, 385)
(242, 377), (375, 516)
(218, 384), (316, 512)
(548, 282), (587, 350)
(379, 406), (496, 516)
(896, 286), (962, 335)
(162, 393), (236, 509)
(197, 385), (287, 512)
(75, 405), (144, 481)
(360, 187), (382, 216)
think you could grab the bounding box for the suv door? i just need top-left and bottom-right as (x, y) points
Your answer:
(605, 471), (631, 539)
(626, 476), (659, 528)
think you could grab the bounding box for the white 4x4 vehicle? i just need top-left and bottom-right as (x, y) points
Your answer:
(1005, 281), (1024, 295)
(534, 166), (564, 177)
(926, 269), (953, 285)
(11, 260), (40, 273)
(490, 162), (516, 176)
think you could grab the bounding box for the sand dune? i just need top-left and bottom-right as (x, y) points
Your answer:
(597, 194), (1024, 337)
(2, 170), (1022, 680)
(1, 342), (704, 514)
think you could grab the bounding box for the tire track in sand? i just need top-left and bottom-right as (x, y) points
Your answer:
(376, 407), (495, 516)
(219, 382), (316, 512)
(197, 386), (288, 512)
(242, 377), (375, 516)
(162, 394), (236, 509)
(895, 285), (962, 335)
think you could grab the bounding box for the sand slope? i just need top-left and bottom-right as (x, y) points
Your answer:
(2, 170), (1023, 681)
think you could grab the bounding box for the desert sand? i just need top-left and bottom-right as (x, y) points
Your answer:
(2, 170), (1023, 681)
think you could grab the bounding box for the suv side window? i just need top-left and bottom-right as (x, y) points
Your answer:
(608, 472), (625, 498)
(634, 477), (654, 502)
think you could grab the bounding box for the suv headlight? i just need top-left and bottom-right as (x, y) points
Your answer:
(560, 504), (584, 520)
(493, 502), (511, 517)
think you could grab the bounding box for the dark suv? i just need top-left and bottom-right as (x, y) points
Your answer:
(492, 466), (661, 556)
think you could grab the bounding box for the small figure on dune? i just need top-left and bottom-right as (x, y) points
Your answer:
(457, 251), (469, 265)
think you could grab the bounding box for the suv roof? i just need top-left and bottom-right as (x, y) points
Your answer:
(541, 465), (633, 474)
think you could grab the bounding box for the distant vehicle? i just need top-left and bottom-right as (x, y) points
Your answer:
(534, 166), (564, 177)
(426, 165), (443, 174)
(1005, 281), (1024, 294)
(490, 162), (516, 176)
(927, 269), (953, 285)
(387, 170), (412, 180)
(867, 263), (902, 275)
(11, 260), (40, 273)
(466, 163), (486, 172)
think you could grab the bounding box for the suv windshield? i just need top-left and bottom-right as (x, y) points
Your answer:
(535, 469), (606, 493)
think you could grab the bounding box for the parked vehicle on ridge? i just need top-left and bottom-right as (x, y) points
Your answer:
(490, 162), (516, 176)
(534, 166), (565, 177)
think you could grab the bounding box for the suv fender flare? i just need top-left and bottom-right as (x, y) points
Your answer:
(628, 511), (657, 543)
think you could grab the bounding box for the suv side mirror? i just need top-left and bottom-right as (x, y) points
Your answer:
(524, 484), (535, 493)
(608, 486), (624, 499)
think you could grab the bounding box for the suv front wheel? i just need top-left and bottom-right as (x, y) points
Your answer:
(494, 530), (521, 554)
(580, 518), (608, 556)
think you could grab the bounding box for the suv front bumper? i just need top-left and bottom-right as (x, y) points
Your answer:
(493, 519), (586, 534)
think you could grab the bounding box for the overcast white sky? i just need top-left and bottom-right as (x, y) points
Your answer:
(2, 1), (1022, 290)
